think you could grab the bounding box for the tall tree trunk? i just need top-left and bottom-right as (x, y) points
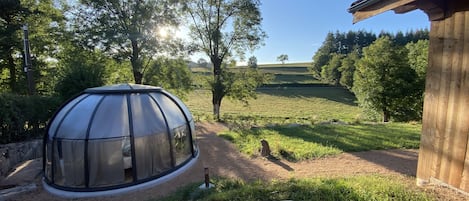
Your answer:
(383, 108), (390, 122)
(133, 69), (143, 84)
(130, 39), (143, 84)
(211, 57), (224, 121)
(7, 49), (16, 92)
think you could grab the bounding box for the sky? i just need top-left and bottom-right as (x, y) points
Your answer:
(239, 0), (430, 64)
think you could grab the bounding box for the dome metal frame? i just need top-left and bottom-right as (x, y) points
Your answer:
(42, 84), (198, 196)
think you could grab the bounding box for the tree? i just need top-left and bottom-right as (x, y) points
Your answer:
(311, 30), (376, 79)
(311, 33), (335, 78)
(338, 50), (359, 90)
(143, 57), (193, 98)
(277, 54), (288, 64)
(0, 0), (64, 94)
(320, 53), (342, 85)
(186, 0), (266, 120)
(55, 44), (107, 100)
(248, 56), (257, 68)
(224, 68), (272, 105)
(406, 40), (428, 80)
(353, 37), (417, 122)
(0, 0), (28, 92)
(71, 0), (183, 84)
(405, 39), (429, 120)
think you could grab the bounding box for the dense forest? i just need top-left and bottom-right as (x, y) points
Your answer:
(311, 30), (429, 122)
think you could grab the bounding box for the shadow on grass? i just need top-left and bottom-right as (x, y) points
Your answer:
(267, 124), (420, 152)
(264, 124), (420, 176)
(257, 86), (358, 106)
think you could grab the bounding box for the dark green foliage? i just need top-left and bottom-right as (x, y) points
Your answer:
(311, 33), (336, 78)
(339, 50), (359, 90)
(407, 40), (428, 80)
(143, 57), (193, 98)
(55, 45), (106, 100)
(0, 0), (27, 92)
(312, 29), (428, 88)
(312, 30), (429, 122)
(0, 93), (61, 144)
(381, 29), (429, 46)
(320, 53), (343, 85)
(405, 40), (429, 120)
(311, 30), (376, 78)
(353, 37), (421, 122)
(0, 0), (64, 94)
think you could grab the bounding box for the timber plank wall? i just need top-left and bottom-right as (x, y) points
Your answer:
(416, 0), (469, 192)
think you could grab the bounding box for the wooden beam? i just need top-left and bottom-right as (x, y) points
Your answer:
(352, 0), (416, 23)
(417, 0), (446, 21)
(393, 3), (418, 14)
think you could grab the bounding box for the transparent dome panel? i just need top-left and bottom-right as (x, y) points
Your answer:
(48, 94), (88, 139)
(88, 95), (130, 139)
(56, 95), (103, 139)
(150, 93), (186, 128)
(130, 94), (167, 137)
(134, 134), (172, 180)
(53, 139), (85, 187)
(173, 124), (192, 165)
(161, 91), (193, 122)
(88, 138), (128, 187)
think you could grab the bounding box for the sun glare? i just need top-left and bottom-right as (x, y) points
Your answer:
(158, 27), (170, 39)
(156, 26), (188, 40)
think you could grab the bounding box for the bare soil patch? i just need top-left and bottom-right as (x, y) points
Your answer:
(2, 122), (468, 201)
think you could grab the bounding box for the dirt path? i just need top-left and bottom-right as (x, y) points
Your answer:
(2, 122), (468, 201)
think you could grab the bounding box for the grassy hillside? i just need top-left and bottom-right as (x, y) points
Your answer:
(185, 87), (360, 123)
(191, 62), (321, 85)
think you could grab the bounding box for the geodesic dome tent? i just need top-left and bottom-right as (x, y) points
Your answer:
(43, 84), (198, 197)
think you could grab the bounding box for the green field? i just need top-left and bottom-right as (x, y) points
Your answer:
(186, 87), (361, 124)
(219, 123), (421, 161)
(186, 63), (422, 161)
(191, 62), (321, 85)
(186, 86), (422, 161)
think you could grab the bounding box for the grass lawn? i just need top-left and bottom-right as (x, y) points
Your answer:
(269, 74), (322, 84)
(185, 87), (361, 124)
(157, 175), (432, 201)
(218, 123), (421, 161)
(186, 86), (422, 161)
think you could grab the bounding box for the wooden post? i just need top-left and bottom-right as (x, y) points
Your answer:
(204, 167), (210, 188)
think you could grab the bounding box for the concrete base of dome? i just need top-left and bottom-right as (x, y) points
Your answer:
(43, 151), (199, 199)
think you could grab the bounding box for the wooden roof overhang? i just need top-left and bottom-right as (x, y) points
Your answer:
(348, 0), (452, 23)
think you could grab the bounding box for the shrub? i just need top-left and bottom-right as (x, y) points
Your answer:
(0, 93), (61, 144)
